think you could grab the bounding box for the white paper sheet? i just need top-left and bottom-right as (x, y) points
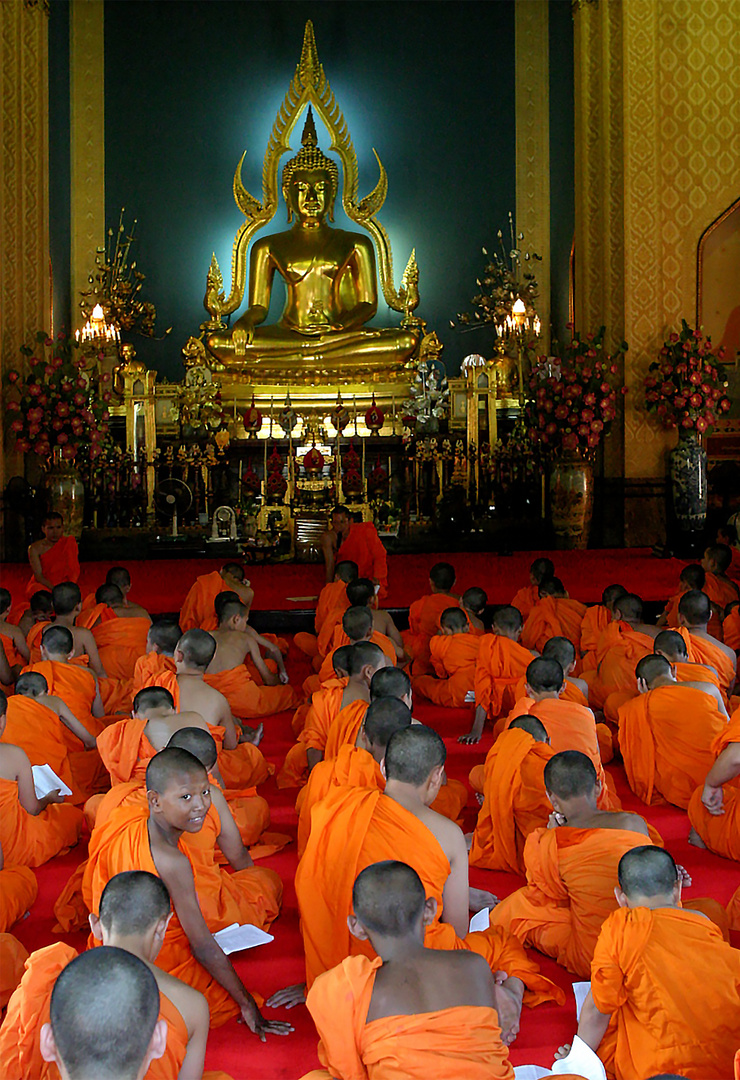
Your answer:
(468, 907), (491, 934)
(213, 922), (274, 954)
(572, 980), (591, 1020)
(550, 1035), (607, 1080)
(513, 1067), (550, 1080)
(464, 689), (476, 703)
(31, 764), (73, 800)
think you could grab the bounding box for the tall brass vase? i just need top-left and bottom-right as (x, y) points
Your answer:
(548, 458), (594, 550)
(44, 448), (85, 538)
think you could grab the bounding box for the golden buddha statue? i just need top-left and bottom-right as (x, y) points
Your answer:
(202, 22), (421, 387)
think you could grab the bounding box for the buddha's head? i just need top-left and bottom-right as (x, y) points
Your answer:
(282, 107), (339, 224)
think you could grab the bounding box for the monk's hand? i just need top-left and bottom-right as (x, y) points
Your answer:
(464, 831), (474, 852)
(548, 811), (566, 829)
(554, 1043), (572, 1060)
(468, 886), (498, 911)
(278, 670), (290, 685)
(265, 983), (306, 1010)
(675, 864), (692, 888)
(458, 729), (482, 745)
(636, 677), (650, 695)
(239, 1000), (294, 1041)
(475, 791), (484, 806)
(702, 783), (725, 815)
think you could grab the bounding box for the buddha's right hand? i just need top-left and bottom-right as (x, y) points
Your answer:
(233, 326), (253, 353)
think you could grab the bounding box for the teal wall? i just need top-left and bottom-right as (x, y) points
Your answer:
(49, 0), (574, 381)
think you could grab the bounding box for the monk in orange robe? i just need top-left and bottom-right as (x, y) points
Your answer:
(512, 636), (590, 709)
(0, 934), (27, 1010)
(0, 845), (38, 931)
(717, 524), (740, 580)
(0, 587), (30, 676)
(460, 606), (534, 744)
(322, 507), (388, 601)
(725, 601), (740, 652)
(89, 587), (150, 676)
(703, 542), (740, 617)
(618, 654), (727, 808)
(82, 748), (288, 1036)
(401, 562), (458, 675)
(277, 648), (351, 789)
(26, 513), (79, 598)
(319, 642), (387, 765)
(521, 577), (587, 655)
(310, 607), (397, 693)
(677, 588), (737, 697)
(180, 562), (254, 632)
(469, 716), (555, 875)
(413, 606), (481, 707)
(688, 706), (740, 859)
(461, 585), (487, 635)
(304, 862), (517, 1080)
(130, 618), (181, 696)
(580, 584), (627, 672)
(294, 559), (357, 659)
(657, 561), (711, 629)
(564, 847), (740, 1080)
(586, 592), (659, 709)
(26, 582), (107, 678)
(510, 557), (555, 622)
(0, 698), (83, 866)
(490, 751), (657, 977)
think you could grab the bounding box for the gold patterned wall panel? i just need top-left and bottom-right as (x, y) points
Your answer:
(515, 0), (550, 352)
(70, 0), (104, 331)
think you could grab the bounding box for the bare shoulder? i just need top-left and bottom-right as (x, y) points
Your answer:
(0, 741), (27, 776)
(418, 804), (466, 857)
(153, 967), (209, 1032)
(607, 811), (650, 836)
(177, 709), (210, 731)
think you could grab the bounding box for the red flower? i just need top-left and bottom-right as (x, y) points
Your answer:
(73, 393), (85, 406)
(689, 372), (701, 385)
(587, 433), (600, 447)
(689, 393), (703, 407)
(591, 419), (604, 432)
(7, 370), (19, 383)
(6, 400), (20, 412)
(673, 396), (686, 408)
(562, 433), (578, 451)
(681, 416), (694, 428)
(720, 398), (731, 412)
(584, 392), (596, 405)
(16, 439), (31, 452)
(28, 384), (41, 397)
(56, 432), (68, 444)
(578, 424), (590, 436)
(670, 332), (679, 343)
(545, 422), (557, 436)
(555, 406), (568, 420)
(10, 419), (23, 432)
(34, 441), (50, 455)
(581, 408), (595, 422)
(56, 402), (70, 417)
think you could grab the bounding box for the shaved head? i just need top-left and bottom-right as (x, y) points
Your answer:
(363, 698), (412, 748)
(41, 624), (73, 655)
(132, 686), (175, 714)
(614, 593), (643, 621)
(618, 846), (677, 898)
(653, 630), (688, 661)
(167, 727), (218, 771)
(214, 590), (240, 620)
(526, 657), (564, 693)
(705, 543), (732, 573)
(509, 714), (549, 742)
(221, 562), (245, 580)
(440, 607), (468, 633)
(51, 582), (81, 615)
(370, 666), (411, 701)
(538, 576), (567, 598)
(335, 560), (359, 583)
(462, 586), (487, 614)
(15, 671), (48, 696)
(384, 725), (446, 786)
(531, 557), (555, 583)
(30, 590), (53, 615)
(635, 654), (672, 685)
(176, 629), (216, 670)
(493, 605), (523, 634)
(332, 645), (353, 677)
(345, 578), (375, 607)
(342, 606), (373, 641)
(544, 750), (598, 799)
(352, 861), (426, 936)
(147, 619), (182, 654)
(217, 599), (248, 626)
(679, 563), (705, 589)
(146, 747), (206, 793)
(542, 636), (576, 670)
(98, 871), (170, 936)
(429, 562), (456, 590)
(678, 589), (711, 625)
(106, 567), (131, 590)
(348, 641), (386, 676)
(95, 583), (123, 606)
(602, 583), (628, 608)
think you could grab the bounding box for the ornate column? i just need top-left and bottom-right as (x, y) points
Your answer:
(515, 0), (550, 352)
(0, 0), (50, 555)
(70, 0), (105, 329)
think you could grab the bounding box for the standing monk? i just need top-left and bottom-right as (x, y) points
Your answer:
(321, 506), (388, 601)
(402, 562), (458, 675)
(26, 512), (79, 598)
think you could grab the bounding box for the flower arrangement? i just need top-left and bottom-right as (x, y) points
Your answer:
(525, 326), (627, 459)
(452, 214), (541, 332)
(643, 320), (730, 434)
(4, 331), (112, 460)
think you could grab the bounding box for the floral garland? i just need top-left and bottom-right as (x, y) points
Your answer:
(643, 320), (730, 434)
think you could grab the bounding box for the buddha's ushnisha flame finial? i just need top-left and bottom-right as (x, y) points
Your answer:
(302, 106), (318, 149)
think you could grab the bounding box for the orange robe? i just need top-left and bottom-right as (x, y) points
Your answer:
(591, 906), (740, 1080)
(681, 628), (737, 697)
(82, 804), (281, 1025)
(317, 628), (397, 684)
(324, 699), (369, 760)
(1, 695), (78, 801)
(510, 584), (539, 621)
(520, 596), (587, 654)
(602, 654), (725, 724)
(663, 588), (723, 639)
(512, 674), (589, 708)
(705, 571), (740, 615)
(0, 626), (25, 670)
(474, 636), (533, 719)
(180, 570), (228, 632)
(74, 602), (116, 630)
(295, 785), (565, 1007)
(501, 697), (620, 810)
(336, 522), (388, 600)
(402, 593), (458, 675)
(0, 866), (37, 931)
(688, 710), (740, 859)
(580, 605), (609, 670)
(93, 614), (150, 677)
(587, 621), (655, 708)
(25, 536), (79, 598)
(204, 665), (298, 719)
(132, 651), (177, 695)
(0, 941), (191, 1080)
(413, 634), (481, 707)
(295, 580), (349, 658)
(306, 955), (515, 1080)
(0, 776), (82, 867)
(277, 680), (347, 788)
(0, 934), (28, 1010)
(469, 728), (555, 874)
(489, 826), (654, 977)
(725, 607), (740, 652)
(618, 685), (727, 808)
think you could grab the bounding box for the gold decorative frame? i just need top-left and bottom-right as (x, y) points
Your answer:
(696, 194), (740, 363)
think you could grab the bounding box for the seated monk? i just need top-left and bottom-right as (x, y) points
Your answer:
(105, 566), (152, 619)
(718, 522), (740, 582)
(295, 723), (564, 1024)
(0, 838), (38, 932)
(461, 586), (487, 634)
(469, 715), (555, 875)
(560, 847), (740, 1080)
(499, 658), (620, 809)
(587, 592), (659, 710)
(277, 647), (352, 789)
(401, 562), (458, 675)
(310, 606), (397, 694)
(513, 636), (589, 708)
(521, 577), (587, 656)
(0, 587), (30, 677)
(459, 606), (534, 745)
(653, 628), (729, 713)
(618, 654), (728, 808)
(580, 584), (628, 673)
(688, 704), (740, 858)
(294, 559), (357, 660)
(302, 861), (518, 1080)
(657, 561), (711, 630)
(345, 578), (405, 663)
(0, 634), (13, 693)
(82, 747), (290, 1035)
(413, 606), (482, 707)
(82, 583), (151, 714)
(725, 599), (740, 653)
(27, 582), (107, 678)
(213, 589), (289, 679)
(321, 506), (388, 602)
(26, 511), (79, 599)
(2, 672), (97, 805)
(489, 751), (655, 977)
(510, 557), (555, 622)
(180, 562), (254, 633)
(702, 542), (740, 622)
(323, 642), (389, 763)
(205, 598), (297, 718)
(677, 588), (737, 698)
(0, 933), (28, 1011)
(17, 588), (53, 640)
(0, 688), (83, 866)
(0, 870), (210, 1080)
(132, 619), (180, 696)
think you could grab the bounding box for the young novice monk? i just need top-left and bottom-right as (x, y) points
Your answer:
(413, 606), (482, 707)
(678, 588), (737, 697)
(0, 870), (210, 1080)
(513, 637), (589, 707)
(587, 592), (659, 710)
(323, 642), (388, 762)
(295, 560), (358, 660)
(653, 627), (727, 701)
(657, 561), (708, 628)
(18, 588), (54, 639)
(560, 846), (740, 1080)
(311, 606), (397, 691)
(580, 584), (627, 672)
(26, 512), (79, 598)
(0, 588), (30, 675)
(82, 747), (291, 1036)
(346, 578), (405, 662)
(489, 751), (653, 976)
(688, 701), (740, 858)
(402, 562), (458, 675)
(521, 577), (587, 655)
(180, 562), (254, 632)
(0, 689), (83, 866)
(105, 566), (151, 618)
(132, 619), (180, 695)
(302, 861), (517, 1079)
(27, 582), (107, 678)
(510, 557), (555, 621)
(460, 606), (534, 744)
(702, 542), (740, 615)
(277, 647), (352, 789)
(461, 586), (487, 634)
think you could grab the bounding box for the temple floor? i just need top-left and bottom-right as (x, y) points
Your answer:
(9, 632), (739, 1079)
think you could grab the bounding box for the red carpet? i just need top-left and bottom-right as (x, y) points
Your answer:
(8, 638), (739, 1079)
(1, 547), (689, 613)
